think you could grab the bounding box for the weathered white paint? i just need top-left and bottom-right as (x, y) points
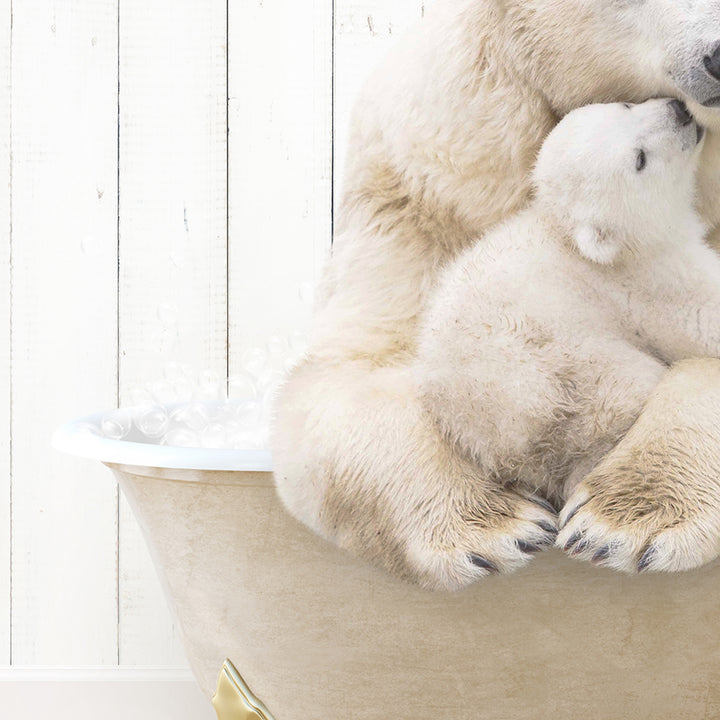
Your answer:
(333, 0), (426, 210)
(0, 667), (215, 720)
(0, 0), (10, 668)
(228, 0), (333, 369)
(10, 2), (119, 664)
(118, 0), (228, 666)
(0, 0), (394, 679)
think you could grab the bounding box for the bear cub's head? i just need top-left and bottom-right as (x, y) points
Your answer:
(533, 98), (706, 265)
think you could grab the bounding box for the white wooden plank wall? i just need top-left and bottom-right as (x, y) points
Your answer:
(0, 0), (9, 669)
(10, 0), (119, 665)
(228, 0), (332, 366)
(118, 0), (227, 667)
(0, 0), (428, 675)
(333, 0), (426, 208)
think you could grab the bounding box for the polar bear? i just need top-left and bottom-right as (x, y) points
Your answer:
(418, 98), (720, 580)
(272, 0), (720, 590)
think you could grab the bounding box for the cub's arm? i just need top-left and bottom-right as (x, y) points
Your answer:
(630, 241), (720, 362)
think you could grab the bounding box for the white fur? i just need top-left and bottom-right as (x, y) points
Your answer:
(419, 100), (720, 576)
(272, 0), (720, 590)
(418, 98), (713, 503)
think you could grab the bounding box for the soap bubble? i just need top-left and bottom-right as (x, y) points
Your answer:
(121, 327), (310, 450)
(240, 347), (267, 377)
(162, 428), (200, 448)
(127, 384), (154, 408)
(266, 335), (288, 357)
(170, 402), (209, 431)
(192, 370), (223, 402)
(235, 400), (261, 430)
(254, 427), (270, 448)
(195, 381), (224, 403)
(201, 423), (227, 448)
(299, 282), (314, 305)
(150, 380), (177, 405)
(230, 430), (265, 450)
(229, 431), (252, 450)
(257, 369), (284, 392)
(136, 405), (170, 438)
(76, 421), (102, 437)
(260, 383), (280, 410)
(163, 361), (192, 384)
(214, 402), (238, 424)
(171, 376), (195, 402)
(226, 373), (257, 402)
(101, 410), (132, 440)
(221, 419), (243, 438)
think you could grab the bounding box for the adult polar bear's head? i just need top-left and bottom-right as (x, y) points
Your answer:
(533, 98), (706, 265)
(502, 0), (720, 120)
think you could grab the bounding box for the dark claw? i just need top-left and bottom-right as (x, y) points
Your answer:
(516, 540), (543, 554)
(592, 545), (611, 564)
(537, 533), (557, 546)
(469, 554), (499, 573)
(560, 499), (589, 529)
(563, 531), (584, 552)
(527, 496), (558, 515)
(571, 538), (591, 556)
(535, 520), (559, 536)
(638, 545), (657, 573)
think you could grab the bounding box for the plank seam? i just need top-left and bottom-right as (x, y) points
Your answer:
(8, 0), (12, 668)
(116, 0), (121, 667)
(331, 0), (335, 248)
(225, 0), (230, 383)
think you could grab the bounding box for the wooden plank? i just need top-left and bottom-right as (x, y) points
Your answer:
(118, 0), (227, 666)
(333, 0), (425, 210)
(228, 0), (333, 368)
(0, 0), (9, 667)
(0, 668), (215, 720)
(11, 1), (119, 664)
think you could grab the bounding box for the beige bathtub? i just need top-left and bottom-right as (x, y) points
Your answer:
(55, 413), (720, 720)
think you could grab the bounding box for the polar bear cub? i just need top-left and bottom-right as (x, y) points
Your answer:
(418, 98), (720, 576)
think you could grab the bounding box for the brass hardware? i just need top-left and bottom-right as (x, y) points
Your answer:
(213, 659), (275, 720)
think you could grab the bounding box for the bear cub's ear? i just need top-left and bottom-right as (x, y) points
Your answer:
(573, 224), (622, 265)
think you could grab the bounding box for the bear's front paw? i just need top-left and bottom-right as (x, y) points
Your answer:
(408, 491), (558, 591)
(556, 358), (720, 574)
(557, 479), (720, 574)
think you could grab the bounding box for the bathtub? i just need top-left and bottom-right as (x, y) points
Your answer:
(54, 407), (720, 720)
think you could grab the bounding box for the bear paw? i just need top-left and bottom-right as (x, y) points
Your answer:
(557, 482), (720, 574)
(407, 491), (558, 591)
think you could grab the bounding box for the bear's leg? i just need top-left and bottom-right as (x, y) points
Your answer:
(558, 358), (720, 573)
(272, 356), (558, 591)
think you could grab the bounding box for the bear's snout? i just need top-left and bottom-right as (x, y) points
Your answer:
(703, 42), (720, 82)
(669, 98), (693, 126)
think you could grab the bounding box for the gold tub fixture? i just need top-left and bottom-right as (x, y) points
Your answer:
(213, 660), (275, 720)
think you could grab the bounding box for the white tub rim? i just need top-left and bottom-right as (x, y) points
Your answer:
(52, 408), (273, 472)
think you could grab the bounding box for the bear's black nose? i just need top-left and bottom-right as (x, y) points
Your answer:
(669, 98), (693, 126)
(704, 43), (720, 81)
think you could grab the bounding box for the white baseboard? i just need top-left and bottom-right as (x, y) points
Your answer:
(0, 667), (217, 720)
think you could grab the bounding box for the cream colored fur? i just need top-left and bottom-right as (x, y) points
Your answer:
(272, 0), (720, 590)
(419, 99), (720, 576)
